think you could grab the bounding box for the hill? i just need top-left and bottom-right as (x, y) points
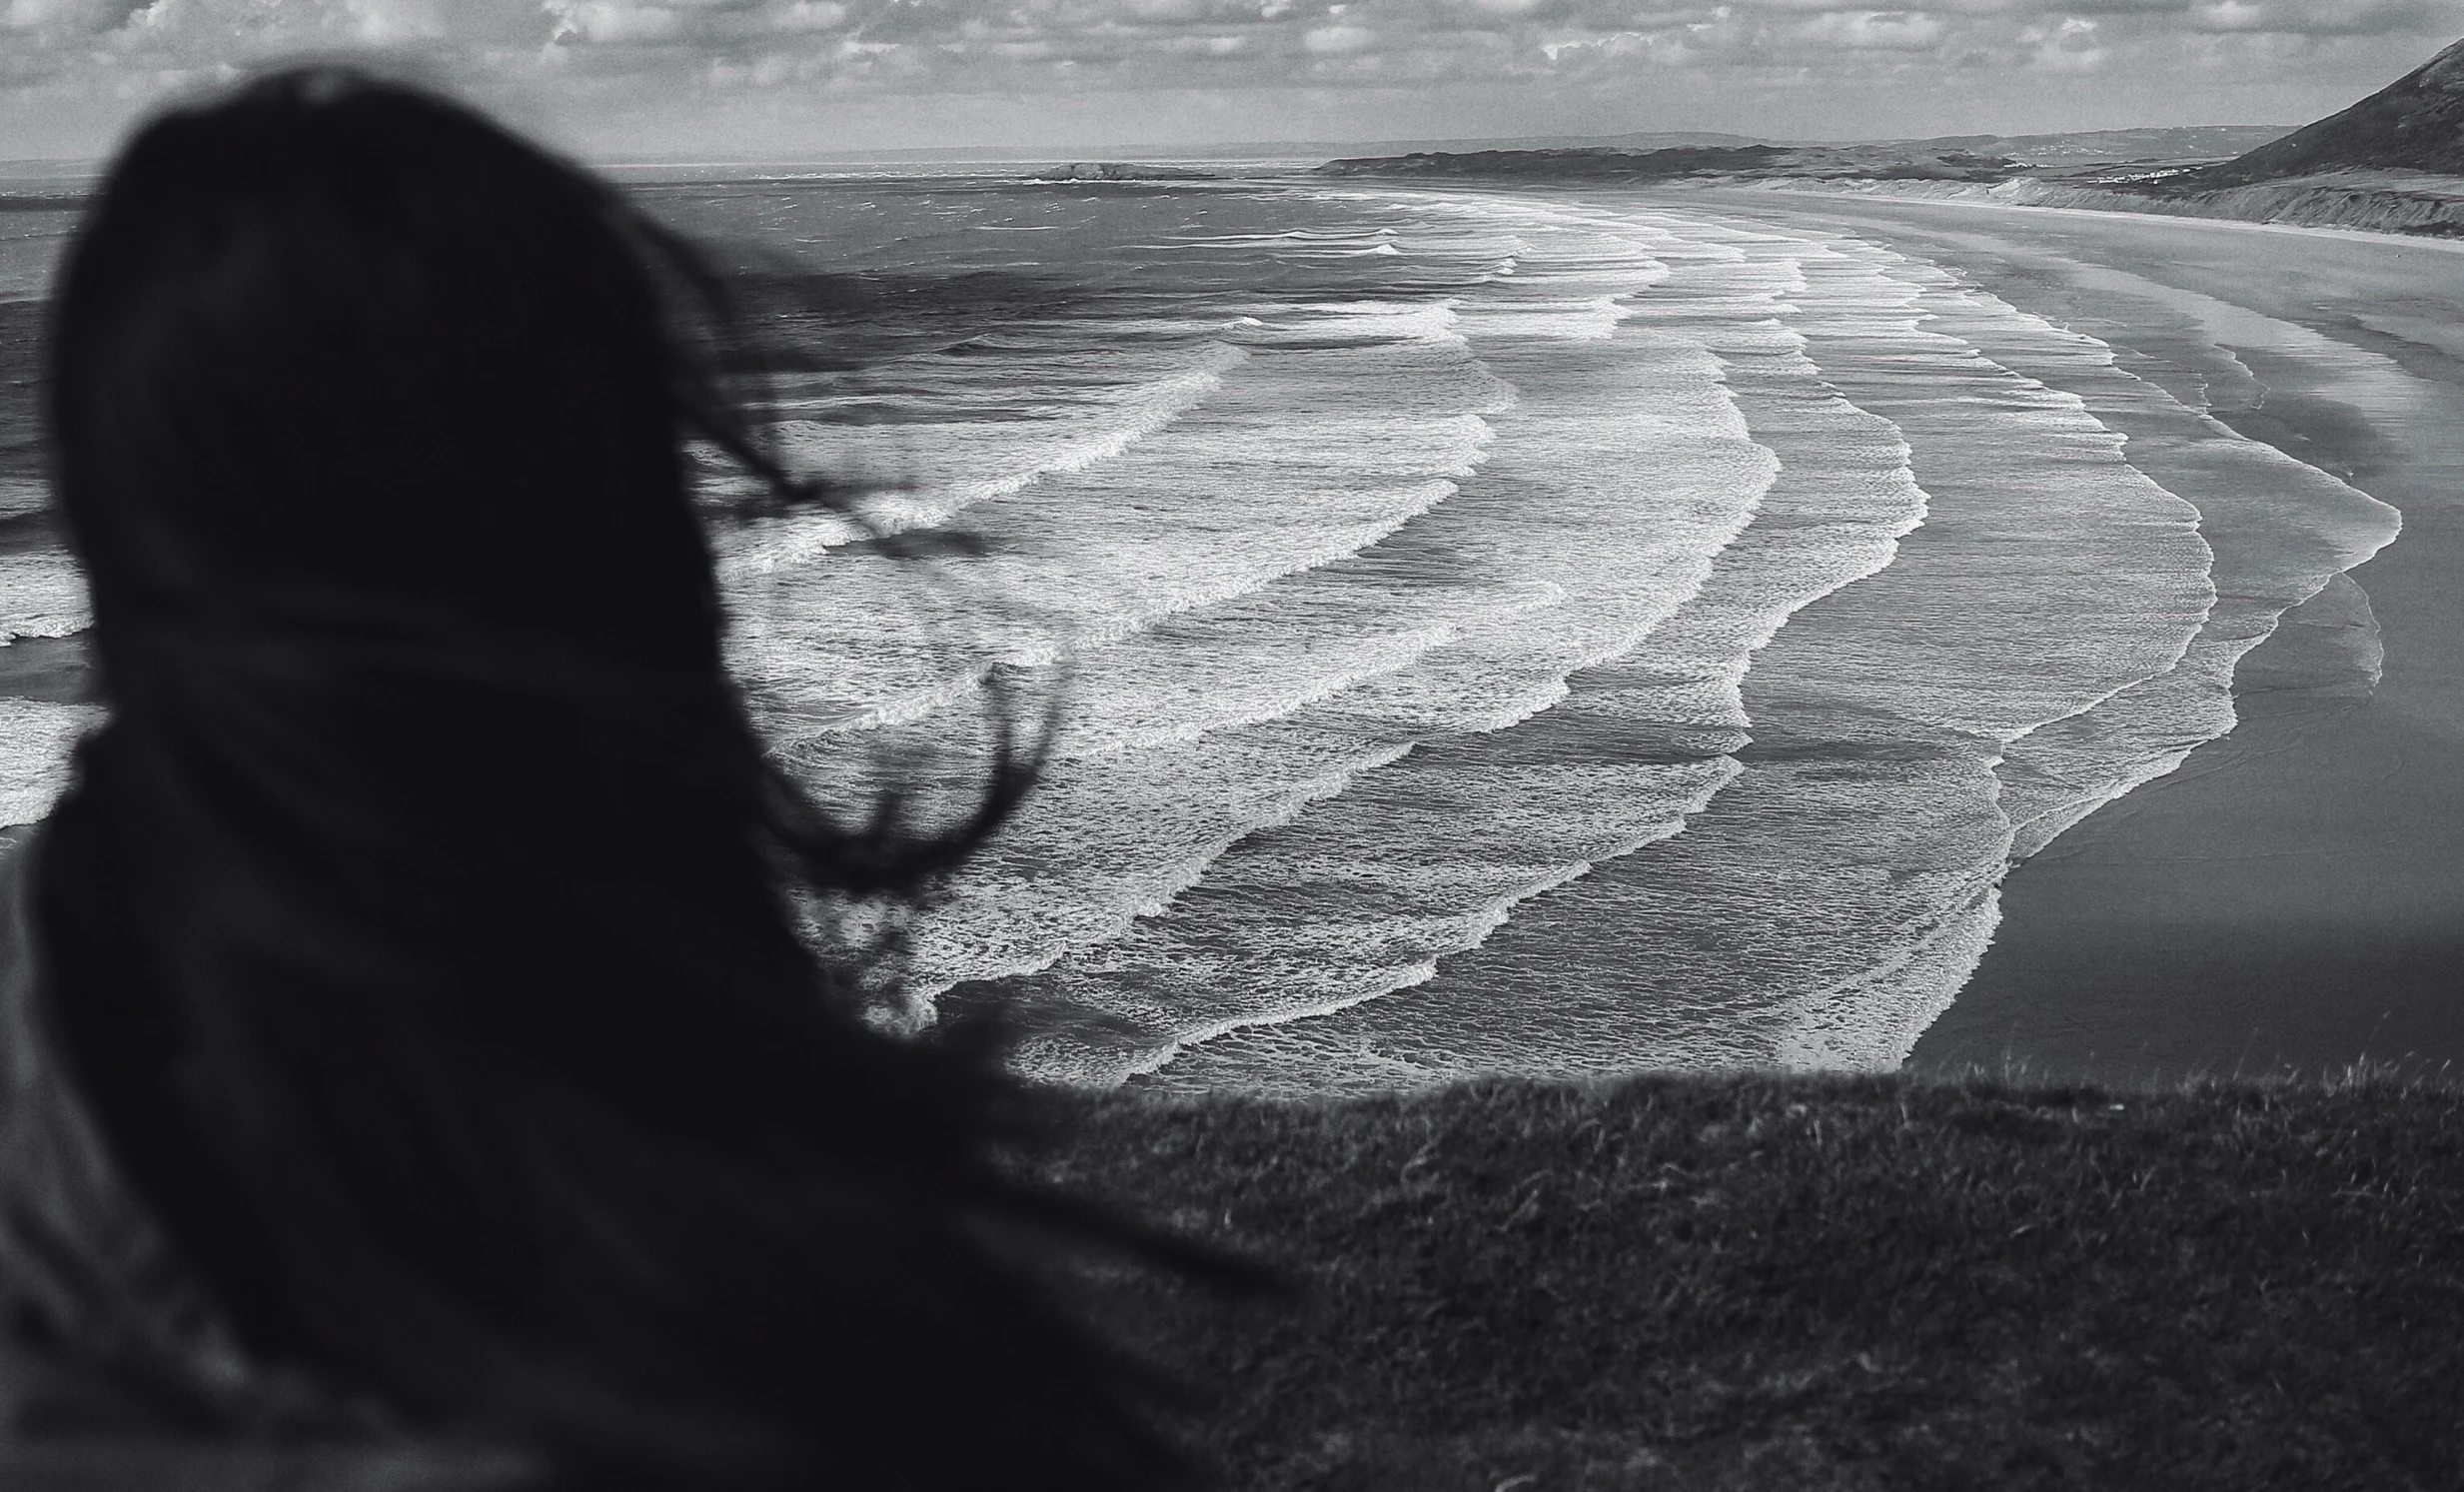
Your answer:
(2193, 38), (2464, 185)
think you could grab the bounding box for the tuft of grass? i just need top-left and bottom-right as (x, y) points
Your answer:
(1039, 1067), (2464, 1491)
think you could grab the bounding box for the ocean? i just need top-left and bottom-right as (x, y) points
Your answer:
(0, 171), (2402, 1092)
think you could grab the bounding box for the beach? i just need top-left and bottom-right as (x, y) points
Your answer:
(4, 179), (2462, 1085)
(1664, 190), (2464, 1084)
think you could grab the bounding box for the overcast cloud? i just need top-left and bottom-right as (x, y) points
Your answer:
(5, 0), (2460, 159)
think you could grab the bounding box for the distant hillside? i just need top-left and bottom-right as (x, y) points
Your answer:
(1310, 127), (2285, 171)
(1320, 142), (2017, 185)
(1172, 127), (2282, 166)
(2194, 38), (2464, 184)
(1306, 47), (2464, 242)
(1885, 126), (2288, 167)
(639, 131), (1768, 167)
(1350, 130), (1764, 156)
(1317, 127), (2292, 190)
(1326, 143), (1791, 182)
(600, 126), (2280, 174)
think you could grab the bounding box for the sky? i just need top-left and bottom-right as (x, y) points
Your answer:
(5, 0), (2463, 161)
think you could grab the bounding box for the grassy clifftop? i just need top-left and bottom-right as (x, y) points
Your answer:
(1049, 1069), (2464, 1491)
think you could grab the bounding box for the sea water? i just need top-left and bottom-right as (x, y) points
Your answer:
(0, 173), (2400, 1088)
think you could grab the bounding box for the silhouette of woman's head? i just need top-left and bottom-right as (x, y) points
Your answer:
(33, 67), (1180, 1490)
(53, 68), (720, 672)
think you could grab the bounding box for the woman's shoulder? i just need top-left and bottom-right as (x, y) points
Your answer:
(0, 827), (261, 1411)
(0, 832), (540, 1485)
(0, 1435), (539, 1490)
(0, 1324), (531, 1488)
(0, 830), (265, 1426)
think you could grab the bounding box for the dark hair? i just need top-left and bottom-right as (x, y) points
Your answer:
(33, 66), (1185, 1488)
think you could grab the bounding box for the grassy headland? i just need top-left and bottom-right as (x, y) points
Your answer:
(1048, 1069), (2464, 1490)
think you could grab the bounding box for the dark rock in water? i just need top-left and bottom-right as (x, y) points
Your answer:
(2192, 36), (2464, 184)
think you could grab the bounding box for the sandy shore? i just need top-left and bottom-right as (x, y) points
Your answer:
(1680, 189), (2464, 1084)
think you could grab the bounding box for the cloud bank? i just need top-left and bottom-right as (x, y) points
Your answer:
(5, 0), (2461, 157)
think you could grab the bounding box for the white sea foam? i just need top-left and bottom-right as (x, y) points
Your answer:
(634, 186), (2455, 1087)
(1148, 224), (1925, 1087)
(0, 699), (98, 829)
(1595, 209), (2391, 1074)
(1150, 203), (2221, 1090)
(713, 340), (1249, 579)
(725, 287), (1531, 990)
(975, 202), (1802, 1083)
(1880, 255), (2400, 866)
(1024, 758), (1741, 1085)
(0, 552), (91, 644)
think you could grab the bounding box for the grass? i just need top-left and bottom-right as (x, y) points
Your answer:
(1040, 1067), (2464, 1491)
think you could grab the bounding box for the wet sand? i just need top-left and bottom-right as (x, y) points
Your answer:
(1691, 189), (2464, 1084)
